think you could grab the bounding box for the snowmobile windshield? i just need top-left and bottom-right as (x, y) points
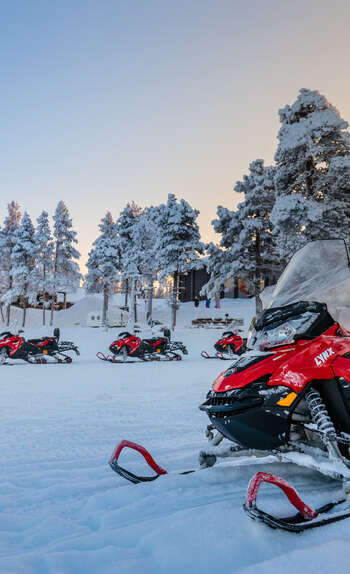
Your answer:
(267, 240), (350, 325)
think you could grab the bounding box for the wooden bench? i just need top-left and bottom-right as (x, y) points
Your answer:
(191, 317), (244, 328)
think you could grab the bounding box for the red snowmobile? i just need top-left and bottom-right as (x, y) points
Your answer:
(97, 330), (188, 363)
(0, 328), (80, 364)
(201, 331), (246, 360)
(108, 240), (350, 532)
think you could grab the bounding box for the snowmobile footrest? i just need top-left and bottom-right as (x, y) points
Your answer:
(244, 471), (349, 532)
(109, 440), (168, 484)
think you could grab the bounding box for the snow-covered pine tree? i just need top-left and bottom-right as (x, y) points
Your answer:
(116, 202), (143, 325)
(35, 210), (54, 325)
(50, 201), (82, 325)
(85, 212), (121, 327)
(157, 194), (204, 329)
(5, 212), (36, 327)
(271, 89), (350, 262)
(0, 201), (22, 325)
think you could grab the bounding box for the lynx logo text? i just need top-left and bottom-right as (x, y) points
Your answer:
(314, 347), (334, 367)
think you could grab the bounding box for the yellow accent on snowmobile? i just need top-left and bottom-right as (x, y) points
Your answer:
(277, 392), (297, 407)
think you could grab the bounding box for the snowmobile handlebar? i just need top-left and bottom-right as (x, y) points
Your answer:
(109, 439), (168, 483)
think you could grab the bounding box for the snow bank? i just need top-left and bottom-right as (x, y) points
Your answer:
(1, 303), (349, 573)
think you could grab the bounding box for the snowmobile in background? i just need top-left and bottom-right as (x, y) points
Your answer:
(0, 328), (80, 364)
(97, 330), (188, 363)
(108, 240), (350, 531)
(201, 331), (246, 360)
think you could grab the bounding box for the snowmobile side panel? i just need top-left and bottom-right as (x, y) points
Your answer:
(332, 356), (350, 381)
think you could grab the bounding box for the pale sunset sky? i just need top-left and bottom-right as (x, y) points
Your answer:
(1, 0), (349, 268)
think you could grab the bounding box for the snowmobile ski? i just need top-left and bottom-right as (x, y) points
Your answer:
(109, 440), (350, 531)
(97, 351), (182, 363)
(200, 350), (238, 360)
(97, 352), (143, 364)
(109, 440), (195, 483)
(244, 471), (350, 532)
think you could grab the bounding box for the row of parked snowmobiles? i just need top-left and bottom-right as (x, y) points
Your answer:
(0, 326), (244, 366)
(0, 328), (189, 365)
(108, 239), (350, 533)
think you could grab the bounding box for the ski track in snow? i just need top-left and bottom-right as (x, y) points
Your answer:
(1, 299), (349, 573)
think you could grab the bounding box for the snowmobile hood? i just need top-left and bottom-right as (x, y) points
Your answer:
(212, 350), (281, 393)
(212, 324), (350, 393)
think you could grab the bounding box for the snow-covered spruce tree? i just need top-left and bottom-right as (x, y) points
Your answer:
(85, 212), (121, 327)
(157, 194), (204, 329)
(116, 202), (143, 325)
(50, 201), (82, 325)
(271, 88), (350, 262)
(5, 212), (36, 327)
(232, 160), (278, 312)
(202, 206), (243, 298)
(35, 210), (54, 325)
(0, 201), (22, 325)
(203, 160), (278, 313)
(319, 154), (350, 245)
(129, 205), (163, 325)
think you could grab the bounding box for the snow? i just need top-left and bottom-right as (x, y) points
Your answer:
(1, 298), (349, 573)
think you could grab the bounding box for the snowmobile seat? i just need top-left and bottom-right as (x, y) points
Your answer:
(118, 332), (131, 338)
(144, 338), (163, 345)
(222, 331), (234, 338)
(0, 332), (12, 338)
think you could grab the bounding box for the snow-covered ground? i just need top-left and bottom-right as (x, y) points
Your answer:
(1, 299), (349, 573)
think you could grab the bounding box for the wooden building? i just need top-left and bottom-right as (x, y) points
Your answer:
(176, 261), (281, 303)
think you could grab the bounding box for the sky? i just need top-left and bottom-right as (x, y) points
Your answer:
(1, 0), (349, 270)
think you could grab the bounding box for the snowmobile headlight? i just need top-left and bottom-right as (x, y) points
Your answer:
(251, 312), (318, 351)
(259, 322), (296, 350)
